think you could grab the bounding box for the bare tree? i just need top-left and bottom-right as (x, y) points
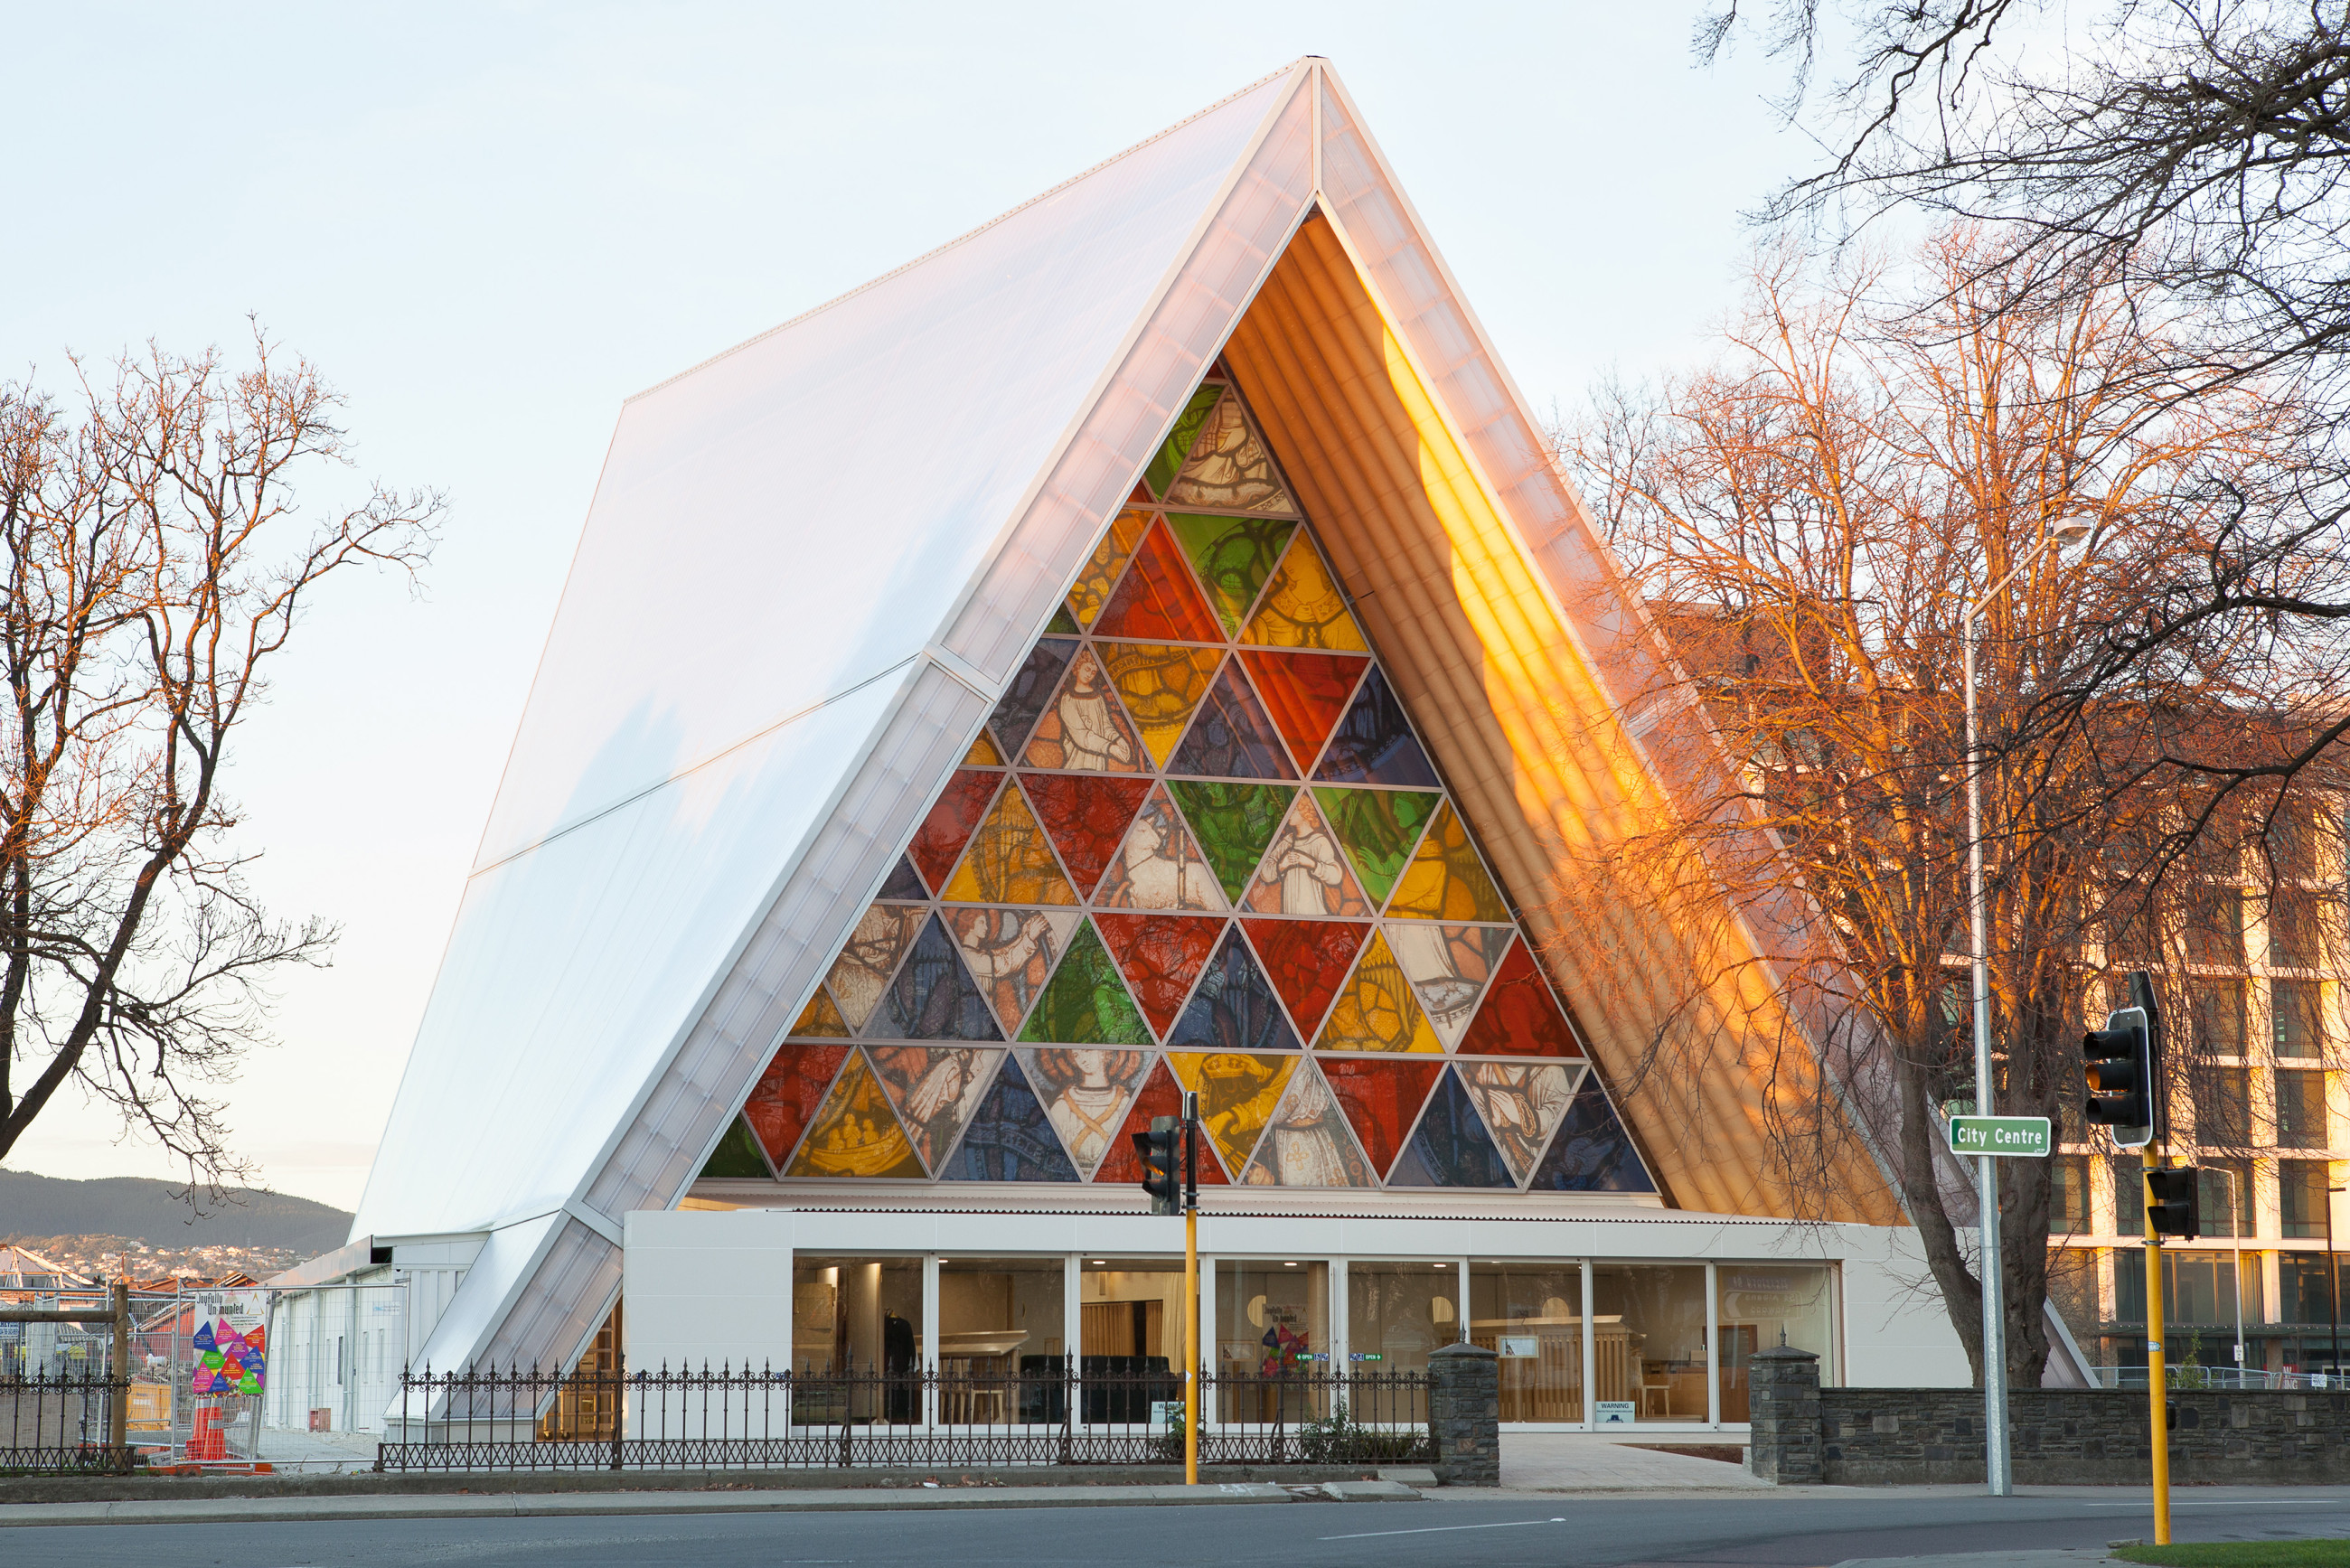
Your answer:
(0, 333), (440, 1192)
(1559, 229), (2341, 1382)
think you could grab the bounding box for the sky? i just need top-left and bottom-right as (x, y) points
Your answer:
(2, 3), (1819, 1211)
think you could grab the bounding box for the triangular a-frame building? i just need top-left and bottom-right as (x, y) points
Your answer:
(352, 60), (1969, 1407)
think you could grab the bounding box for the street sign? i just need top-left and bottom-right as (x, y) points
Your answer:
(1946, 1115), (2052, 1158)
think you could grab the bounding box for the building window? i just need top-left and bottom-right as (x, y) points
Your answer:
(1351, 1261), (1461, 1380)
(1464, 1262), (1579, 1419)
(1716, 1264), (1833, 1421)
(2112, 1157), (2145, 1235)
(2279, 1070), (2328, 1148)
(2186, 887), (2246, 967)
(938, 1257), (1065, 1423)
(1591, 1264), (1707, 1422)
(2196, 1158), (2252, 1237)
(2281, 1160), (2333, 1238)
(2114, 1251), (2260, 1326)
(791, 1257), (921, 1422)
(2195, 1065), (2251, 1145)
(2194, 981), (2248, 1056)
(1216, 1261), (1330, 1421)
(2276, 980), (2327, 1059)
(2051, 1157), (2090, 1229)
(2270, 890), (2324, 971)
(2280, 1253), (2349, 1323)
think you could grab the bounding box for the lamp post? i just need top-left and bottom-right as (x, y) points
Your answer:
(2327, 1185), (2345, 1387)
(2206, 1164), (2245, 1377)
(1963, 520), (2093, 1498)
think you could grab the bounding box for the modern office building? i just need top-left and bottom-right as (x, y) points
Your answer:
(344, 57), (1990, 1436)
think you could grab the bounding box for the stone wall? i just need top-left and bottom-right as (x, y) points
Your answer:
(1749, 1348), (2350, 1485)
(1426, 1342), (1499, 1486)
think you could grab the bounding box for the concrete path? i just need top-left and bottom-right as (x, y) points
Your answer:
(1830, 1553), (2122, 1568)
(1499, 1432), (1768, 1490)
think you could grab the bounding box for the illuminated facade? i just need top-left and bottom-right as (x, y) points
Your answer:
(345, 58), (1987, 1433)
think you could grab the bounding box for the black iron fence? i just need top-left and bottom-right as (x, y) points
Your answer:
(381, 1359), (1432, 1471)
(2, 1368), (131, 1474)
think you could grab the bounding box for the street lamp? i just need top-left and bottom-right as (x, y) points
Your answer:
(1964, 519), (2094, 1498)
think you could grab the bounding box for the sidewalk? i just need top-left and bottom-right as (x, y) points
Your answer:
(1829, 1554), (2121, 1568)
(1500, 1432), (1769, 1490)
(0, 1479), (1424, 1528)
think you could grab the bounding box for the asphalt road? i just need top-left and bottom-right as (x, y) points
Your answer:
(10, 1488), (2350, 1567)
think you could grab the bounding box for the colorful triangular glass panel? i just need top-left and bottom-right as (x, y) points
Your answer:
(1094, 784), (1226, 912)
(936, 1053), (1080, 1181)
(1457, 1061), (1584, 1184)
(1067, 510), (1151, 632)
(1385, 801), (1509, 922)
(1096, 1059), (1231, 1184)
(867, 1045), (1004, 1170)
(1237, 649), (1366, 772)
(1242, 918), (1369, 1041)
(1319, 1056), (1446, 1178)
(1314, 666), (1439, 787)
(1383, 923), (1512, 1048)
(786, 987), (852, 1039)
(962, 729), (1005, 766)
(696, 1114), (770, 1180)
(1167, 660), (1297, 780)
(1016, 1046), (1155, 1179)
(1091, 911), (1225, 1040)
(942, 779), (1078, 905)
(1164, 924), (1299, 1054)
(1167, 780), (1294, 905)
(744, 1044), (851, 1167)
(878, 854), (928, 901)
(822, 905), (927, 1032)
(1457, 941), (1583, 1058)
(1094, 521), (1222, 643)
(1020, 646), (1148, 773)
(1239, 1059), (1373, 1187)
(1143, 386), (1225, 498)
(1046, 603), (1080, 635)
(986, 636), (1078, 756)
(910, 769), (1004, 892)
(1314, 931), (1442, 1054)
(1240, 791), (1371, 916)
(1241, 541), (1368, 651)
(1527, 1076), (1657, 1192)
(1163, 391), (1295, 515)
(1099, 643), (1224, 768)
(1022, 772), (1153, 897)
(785, 1052), (926, 1178)
(1166, 514), (1295, 634)
(1168, 1049), (1298, 1179)
(1386, 1067), (1514, 1188)
(863, 914), (1002, 1040)
(1018, 918), (1152, 1045)
(1312, 787), (1439, 906)
(945, 907), (1083, 1036)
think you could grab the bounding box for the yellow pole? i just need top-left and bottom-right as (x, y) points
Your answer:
(2142, 1146), (2170, 1546)
(1184, 1206), (1198, 1486)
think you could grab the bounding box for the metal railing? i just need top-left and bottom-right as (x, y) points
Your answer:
(1, 1366), (132, 1474)
(381, 1359), (1432, 1472)
(2080, 1364), (2348, 1391)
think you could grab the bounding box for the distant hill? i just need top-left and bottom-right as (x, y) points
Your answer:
(0, 1169), (352, 1254)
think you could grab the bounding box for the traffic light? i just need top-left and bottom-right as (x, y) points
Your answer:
(2145, 1166), (2201, 1240)
(2084, 970), (2164, 1149)
(1134, 1115), (1180, 1215)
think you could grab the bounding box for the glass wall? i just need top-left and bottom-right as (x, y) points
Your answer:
(1591, 1264), (1707, 1422)
(791, 1257), (921, 1422)
(1467, 1262), (1583, 1421)
(1715, 1265), (1833, 1422)
(939, 1258), (1064, 1424)
(1349, 1262), (1458, 1377)
(1217, 1260), (1330, 1421)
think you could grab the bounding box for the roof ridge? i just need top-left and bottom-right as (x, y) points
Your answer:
(625, 59), (1314, 406)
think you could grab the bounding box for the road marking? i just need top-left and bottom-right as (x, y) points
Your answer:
(1320, 1518), (1565, 1540)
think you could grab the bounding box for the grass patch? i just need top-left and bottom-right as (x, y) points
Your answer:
(2115, 1541), (2350, 1566)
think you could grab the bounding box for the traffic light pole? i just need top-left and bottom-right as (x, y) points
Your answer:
(1962, 621), (2011, 1498)
(1183, 1093), (1200, 1488)
(2142, 1146), (2171, 1545)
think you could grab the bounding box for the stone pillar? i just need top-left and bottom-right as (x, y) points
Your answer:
(1427, 1341), (1500, 1486)
(1746, 1345), (1822, 1484)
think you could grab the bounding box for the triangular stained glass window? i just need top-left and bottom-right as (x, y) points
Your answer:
(941, 779), (1079, 906)
(1017, 1047), (1154, 1178)
(878, 854), (929, 902)
(1314, 666), (1440, 788)
(945, 907), (1082, 1036)
(1314, 931), (1443, 1055)
(822, 905), (928, 1033)
(1096, 1058), (1230, 1185)
(1386, 1067), (1514, 1188)
(1091, 910), (1224, 1040)
(862, 914), (1001, 1040)
(745, 1043), (853, 1167)
(936, 1053), (1080, 1181)
(962, 729), (1005, 766)
(1168, 661), (1296, 780)
(1020, 646), (1149, 774)
(987, 636), (1079, 756)
(1457, 941), (1584, 1059)
(1240, 792), (1371, 916)
(1242, 917), (1369, 1043)
(909, 770), (1004, 892)
(1094, 784), (1226, 912)
(1022, 772), (1153, 897)
(1385, 800), (1509, 923)
(1320, 1056), (1445, 1178)
(1167, 780), (1294, 906)
(1067, 510), (1151, 633)
(1018, 918), (1152, 1046)
(696, 1115), (771, 1180)
(785, 987), (852, 1040)
(1238, 1059), (1374, 1187)
(1143, 386), (1225, 498)
(1238, 650), (1366, 773)
(785, 1052), (927, 1178)
(1242, 541), (1367, 652)
(1094, 521), (1223, 643)
(1167, 1049), (1297, 1178)
(1099, 643), (1224, 768)
(1456, 1061), (1583, 1184)
(1383, 923), (1511, 1049)
(1164, 924), (1299, 1056)
(1167, 514), (1294, 635)
(1312, 788), (1439, 906)
(1527, 1075), (1657, 1192)
(1163, 392), (1295, 514)
(868, 1046), (1003, 1170)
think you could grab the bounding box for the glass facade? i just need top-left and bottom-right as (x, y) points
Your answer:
(1591, 1264), (1708, 1422)
(1716, 1264), (1834, 1422)
(790, 1257), (921, 1422)
(1467, 1261), (1583, 1420)
(1350, 1261), (1458, 1377)
(1217, 1260), (1330, 1421)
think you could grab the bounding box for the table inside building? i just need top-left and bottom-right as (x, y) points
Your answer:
(936, 1330), (1028, 1423)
